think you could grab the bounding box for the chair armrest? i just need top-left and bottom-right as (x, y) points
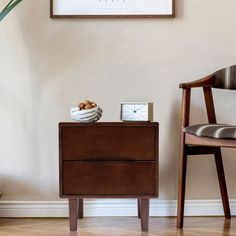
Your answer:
(179, 75), (215, 89)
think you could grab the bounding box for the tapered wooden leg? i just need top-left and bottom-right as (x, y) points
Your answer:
(137, 199), (141, 218)
(177, 144), (188, 228)
(140, 198), (149, 232)
(69, 198), (78, 231)
(214, 148), (231, 219)
(78, 199), (84, 219)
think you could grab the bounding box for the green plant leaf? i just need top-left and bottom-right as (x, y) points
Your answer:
(2, 0), (14, 11)
(0, 0), (14, 19)
(0, 0), (23, 21)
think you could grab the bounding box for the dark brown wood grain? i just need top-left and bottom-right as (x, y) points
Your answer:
(203, 87), (217, 123)
(179, 75), (214, 89)
(185, 133), (236, 147)
(186, 146), (218, 155)
(140, 199), (150, 232)
(63, 161), (156, 195)
(138, 199), (141, 218)
(59, 122), (159, 232)
(61, 125), (156, 161)
(69, 199), (78, 231)
(177, 88), (191, 228)
(78, 199), (83, 219)
(214, 149), (231, 219)
(50, 0), (53, 18)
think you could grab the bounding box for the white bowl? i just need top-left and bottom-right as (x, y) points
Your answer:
(70, 106), (102, 123)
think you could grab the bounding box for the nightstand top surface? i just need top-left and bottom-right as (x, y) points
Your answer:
(59, 122), (159, 127)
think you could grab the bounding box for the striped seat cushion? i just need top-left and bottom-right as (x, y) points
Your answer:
(184, 124), (236, 139)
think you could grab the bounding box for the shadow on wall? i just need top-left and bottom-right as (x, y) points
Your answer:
(159, 97), (181, 200)
(5, 0), (186, 200)
(0, 176), (41, 200)
(159, 87), (210, 200)
(13, 0), (187, 200)
(15, 0), (98, 81)
(175, 0), (185, 19)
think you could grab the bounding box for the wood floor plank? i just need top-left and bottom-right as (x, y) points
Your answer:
(0, 217), (235, 236)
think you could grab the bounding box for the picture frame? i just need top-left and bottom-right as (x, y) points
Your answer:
(50, 0), (175, 18)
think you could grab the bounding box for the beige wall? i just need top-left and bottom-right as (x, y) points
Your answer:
(0, 0), (236, 201)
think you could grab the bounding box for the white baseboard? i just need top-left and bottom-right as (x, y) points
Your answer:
(0, 199), (235, 218)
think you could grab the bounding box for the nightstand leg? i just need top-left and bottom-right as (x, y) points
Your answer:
(137, 199), (141, 218)
(140, 198), (149, 232)
(69, 198), (78, 231)
(78, 198), (84, 219)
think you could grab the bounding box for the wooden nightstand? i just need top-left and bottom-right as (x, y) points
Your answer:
(59, 122), (159, 231)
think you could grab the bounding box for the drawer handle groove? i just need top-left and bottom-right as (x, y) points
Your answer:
(83, 156), (134, 161)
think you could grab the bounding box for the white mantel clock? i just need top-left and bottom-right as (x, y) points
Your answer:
(120, 102), (153, 122)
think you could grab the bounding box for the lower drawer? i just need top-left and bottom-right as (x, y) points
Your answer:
(62, 161), (157, 196)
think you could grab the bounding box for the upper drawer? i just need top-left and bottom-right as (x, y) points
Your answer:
(60, 124), (158, 161)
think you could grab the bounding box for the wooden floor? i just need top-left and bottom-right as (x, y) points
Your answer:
(0, 217), (235, 236)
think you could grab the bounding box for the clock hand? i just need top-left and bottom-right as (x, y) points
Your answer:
(133, 105), (145, 112)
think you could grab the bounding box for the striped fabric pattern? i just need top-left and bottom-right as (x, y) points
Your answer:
(184, 124), (236, 139)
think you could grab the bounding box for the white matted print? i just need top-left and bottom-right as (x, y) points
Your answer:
(50, 0), (175, 18)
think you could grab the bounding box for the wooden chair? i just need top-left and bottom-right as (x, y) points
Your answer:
(177, 65), (236, 228)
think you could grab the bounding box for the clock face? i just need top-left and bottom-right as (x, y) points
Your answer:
(121, 104), (148, 121)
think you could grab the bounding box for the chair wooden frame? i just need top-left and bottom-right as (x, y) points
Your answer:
(177, 74), (233, 228)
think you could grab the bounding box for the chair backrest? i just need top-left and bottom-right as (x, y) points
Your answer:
(213, 65), (236, 90)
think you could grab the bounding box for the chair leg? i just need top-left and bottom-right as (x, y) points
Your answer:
(214, 148), (231, 219)
(177, 144), (188, 228)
